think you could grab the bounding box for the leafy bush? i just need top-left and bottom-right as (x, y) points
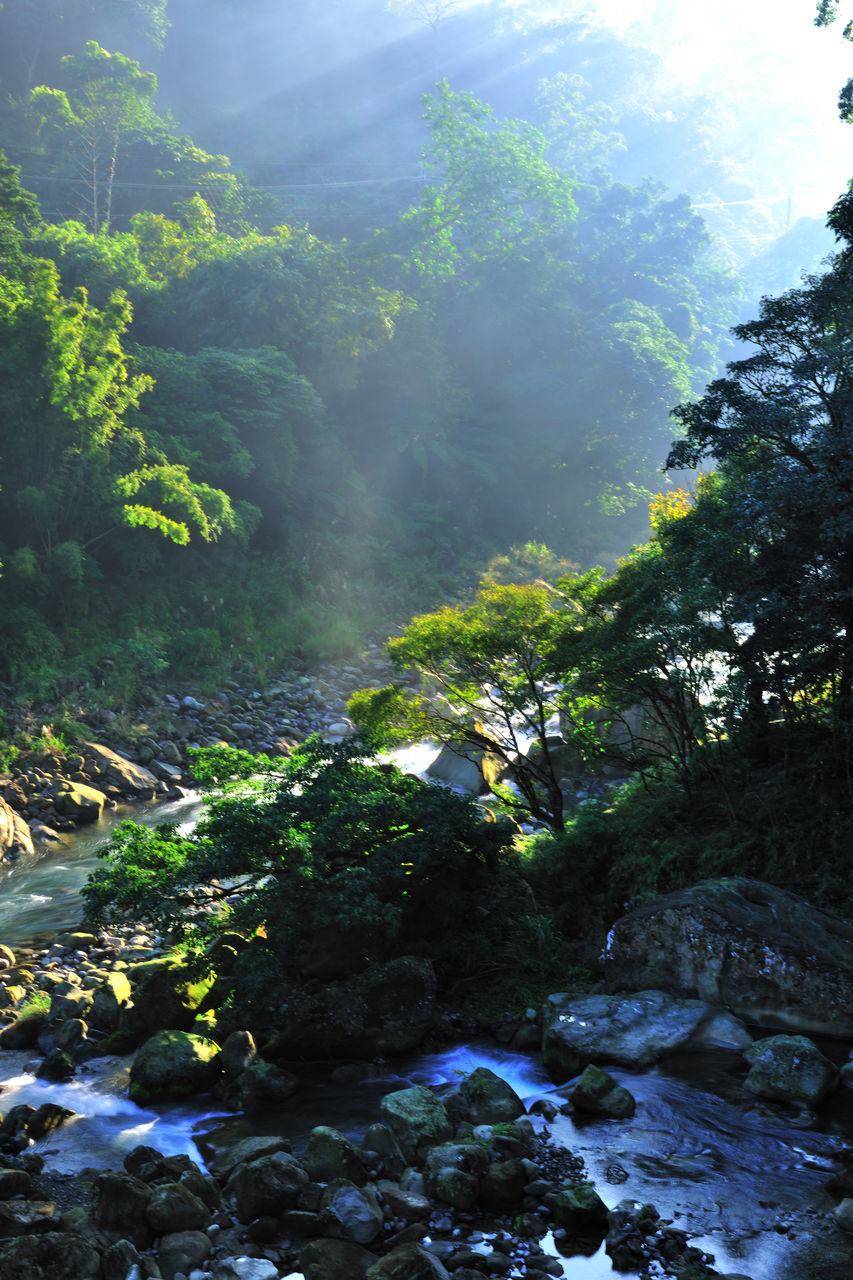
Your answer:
(83, 735), (518, 1014)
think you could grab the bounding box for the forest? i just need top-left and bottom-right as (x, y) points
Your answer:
(2, 0), (853, 955)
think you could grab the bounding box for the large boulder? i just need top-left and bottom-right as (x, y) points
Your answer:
(542, 989), (751, 1082)
(426, 744), (488, 794)
(49, 778), (106, 823)
(603, 878), (853, 1039)
(129, 1029), (221, 1104)
(459, 1066), (525, 1125)
(744, 1034), (840, 1106)
(0, 1234), (101, 1280)
(0, 799), (35, 864)
(130, 957), (216, 1034)
(80, 741), (158, 796)
(365, 1243), (452, 1280)
(225, 1150), (308, 1222)
(319, 1178), (383, 1244)
(300, 1238), (377, 1280)
(379, 1085), (452, 1162)
(91, 1171), (154, 1247)
(266, 955), (436, 1058)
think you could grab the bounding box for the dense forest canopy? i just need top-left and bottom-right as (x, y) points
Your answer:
(0, 0), (849, 705)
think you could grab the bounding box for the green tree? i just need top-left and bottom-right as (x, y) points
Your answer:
(0, 149), (39, 272)
(396, 79), (578, 279)
(29, 41), (159, 232)
(83, 736), (515, 1007)
(669, 190), (853, 740)
(349, 582), (593, 832)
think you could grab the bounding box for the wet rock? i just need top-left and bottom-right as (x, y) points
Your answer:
(0, 1232), (101, 1279)
(146, 1180), (212, 1233)
(225, 1150), (308, 1221)
(379, 1085), (453, 1163)
(569, 1063), (636, 1118)
(300, 1236), (378, 1279)
(209, 1135), (292, 1181)
(129, 1029), (221, 1105)
(459, 1066), (526, 1125)
(376, 1179), (431, 1223)
(233, 1059), (298, 1109)
(605, 1199), (662, 1271)
(542, 989), (751, 1081)
(424, 1142), (490, 1210)
(91, 1171), (155, 1247)
(365, 1242), (452, 1279)
(320, 1177), (384, 1244)
(304, 1125), (368, 1185)
(744, 1034), (839, 1106)
(0, 1167), (30, 1198)
(550, 1182), (610, 1244)
(603, 877), (853, 1039)
(221, 1029), (258, 1077)
(210, 1259), (281, 1280)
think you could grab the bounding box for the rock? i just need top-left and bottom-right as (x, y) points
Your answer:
(0, 1233), (101, 1279)
(744, 1034), (839, 1105)
(424, 1143), (489, 1210)
(320, 1178), (384, 1244)
(426, 744), (488, 794)
(0, 1008), (45, 1048)
(304, 1125), (368, 1185)
(102, 1239), (147, 1280)
(210, 1259), (280, 1280)
(300, 1237), (378, 1280)
(379, 1085), (452, 1162)
(233, 1059), (298, 1109)
(146, 1181), (212, 1233)
(267, 954), (436, 1058)
(129, 1029), (221, 1105)
(209, 1135), (292, 1182)
(0, 798), (35, 862)
(220, 1030), (257, 1077)
(0, 1168), (31, 1198)
(375, 1179), (431, 1223)
(156, 1229), (212, 1279)
(79, 742), (159, 797)
(459, 1067), (526, 1124)
(480, 1157), (527, 1208)
(89, 970), (133, 1031)
(606, 1199), (661, 1271)
(0, 1199), (57, 1235)
(132, 958), (215, 1034)
(551, 1182), (610, 1243)
(833, 1198), (853, 1233)
(225, 1150), (308, 1221)
(49, 778), (107, 823)
(570, 1064), (636, 1118)
(91, 1171), (155, 1247)
(603, 877), (853, 1039)
(542, 989), (751, 1081)
(365, 1242), (453, 1279)
(27, 1101), (76, 1139)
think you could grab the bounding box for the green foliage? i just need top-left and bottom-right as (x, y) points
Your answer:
(83, 736), (516, 1009)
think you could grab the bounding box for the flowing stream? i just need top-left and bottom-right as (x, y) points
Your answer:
(0, 796), (851, 1279)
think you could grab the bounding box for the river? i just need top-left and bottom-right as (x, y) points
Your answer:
(0, 795), (851, 1279)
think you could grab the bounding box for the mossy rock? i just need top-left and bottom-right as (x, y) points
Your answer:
(129, 1030), (221, 1105)
(133, 962), (216, 1035)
